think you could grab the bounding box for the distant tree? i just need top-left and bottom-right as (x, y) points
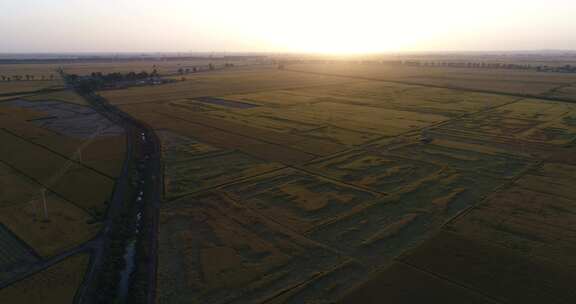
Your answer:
(178, 68), (184, 75)
(137, 71), (149, 79)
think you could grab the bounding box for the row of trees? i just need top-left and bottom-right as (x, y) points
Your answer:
(401, 60), (576, 73)
(273, 59), (576, 74)
(0, 74), (56, 81)
(402, 61), (533, 70)
(177, 63), (235, 75)
(67, 70), (163, 92)
(89, 70), (160, 82)
(177, 67), (199, 74)
(536, 65), (576, 73)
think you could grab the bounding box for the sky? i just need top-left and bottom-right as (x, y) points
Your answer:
(1, 0), (576, 54)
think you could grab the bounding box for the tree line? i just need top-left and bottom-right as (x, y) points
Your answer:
(273, 59), (576, 73)
(176, 62), (234, 75)
(401, 60), (576, 73)
(89, 70), (160, 81)
(0, 74), (56, 81)
(66, 70), (163, 92)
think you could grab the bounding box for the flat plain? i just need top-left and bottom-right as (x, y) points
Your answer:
(2, 60), (576, 303)
(100, 64), (576, 303)
(0, 86), (125, 294)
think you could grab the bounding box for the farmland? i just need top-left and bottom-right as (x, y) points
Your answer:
(96, 63), (576, 303)
(0, 80), (64, 96)
(0, 83), (126, 301)
(286, 63), (576, 100)
(2, 58), (576, 303)
(0, 253), (89, 304)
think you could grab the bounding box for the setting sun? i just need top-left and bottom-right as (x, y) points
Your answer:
(2, 0), (574, 53)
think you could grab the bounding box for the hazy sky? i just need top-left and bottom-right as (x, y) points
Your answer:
(1, 0), (576, 54)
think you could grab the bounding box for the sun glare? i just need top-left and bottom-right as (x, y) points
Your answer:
(203, 0), (451, 54)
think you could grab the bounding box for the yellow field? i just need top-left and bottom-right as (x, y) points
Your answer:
(101, 67), (348, 105)
(0, 64), (61, 78)
(3, 61), (576, 303)
(127, 65), (576, 303)
(0, 253), (89, 304)
(287, 63), (576, 98)
(0, 92), (125, 177)
(23, 90), (87, 105)
(0, 81), (64, 95)
(0, 162), (99, 257)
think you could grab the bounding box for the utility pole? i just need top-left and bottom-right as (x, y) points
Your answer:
(41, 188), (49, 221)
(30, 199), (39, 220)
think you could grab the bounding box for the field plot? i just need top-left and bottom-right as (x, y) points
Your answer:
(0, 94), (126, 178)
(303, 135), (530, 265)
(168, 99), (233, 112)
(439, 113), (540, 139)
(489, 99), (573, 121)
(283, 80), (518, 116)
(192, 96), (259, 109)
(448, 186), (576, 267)
(341, 262), (493, 304)
(0, 129), (114, 214)
(101, 67), (348, 105)
(304, 150), (442, 193)
(308, 167), (504, 265)
(550, 84), (576, 100)
(194, 80), (521, 147)
(2, 99), (123, 138)
(515, 162), (576, 201)
(297, 126), (381, 146)
(0, 162), (99, 257)
(222, 168), (380, 233)
(223, 89), (333, 107)
(159, 131), (284, 200)
(0, 253), (89, 304)
(0, 81), (63, 96)
(0, 63), (61, 78)
(423, 97), (576, 148)
(204, 101), (447, 137)
(156, 193), (347, 304)
(387, 141), (532, 178)
(288, 63), (576, 97)
(130, 106), (326, 164)
(399, 231), (576, 304)
(19, 90), (86, 105)
(266, 261), (371, 304)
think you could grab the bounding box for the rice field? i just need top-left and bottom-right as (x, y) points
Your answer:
(0, 253), (89, 304)
(2, 62), (576, 303)
(0, 162), (99, 257)
(111, 65), (576, 303)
